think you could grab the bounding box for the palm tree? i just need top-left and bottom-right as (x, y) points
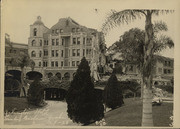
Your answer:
(11, 52), (32, 97)
(102, 10), (174, 126)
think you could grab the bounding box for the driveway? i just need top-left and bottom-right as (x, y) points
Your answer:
(4, 100), (80, 126)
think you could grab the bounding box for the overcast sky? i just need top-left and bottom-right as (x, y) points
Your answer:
(2, 0), (176, 58)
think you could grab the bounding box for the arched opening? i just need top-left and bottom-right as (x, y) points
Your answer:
(55, 72), (61, 80)
(32, 40), (36, 46)
(31, 51), (36, 57)
(64, 72), (70, 80)
(39, 51), (42, 57)
(48, 72), (53, 78)
(34, 28), (37, 36)
(26, 71), (43, 80)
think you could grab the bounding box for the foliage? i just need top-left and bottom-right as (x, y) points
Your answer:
(155, 85), (173, 94)
(66, 57), (104, 125)
(5, 78), (20, 91)
(104, 74), (124, 109)
(27, 79), (45, 106)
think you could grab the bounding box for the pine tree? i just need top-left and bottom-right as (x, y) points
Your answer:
(27, 78), (44, 106)
(66, 57), (104, 125)
(104, 73), (123, 109)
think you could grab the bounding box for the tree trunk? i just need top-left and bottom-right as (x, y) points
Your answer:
(142, 81), (153, 126)
(142, 10), (154, 126)
(20, 67), (25, 97)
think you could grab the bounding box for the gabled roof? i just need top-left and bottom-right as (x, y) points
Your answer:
(45, 17), (98, 35)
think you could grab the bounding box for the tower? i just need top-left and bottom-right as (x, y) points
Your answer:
(28, 16), (49, 72)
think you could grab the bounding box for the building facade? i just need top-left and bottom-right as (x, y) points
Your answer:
(28, 16), (106, 80)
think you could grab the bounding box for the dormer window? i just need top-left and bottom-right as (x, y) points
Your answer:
(77, 28), (80, 32)
(56, 29), (59, 34)
(60, 29), (63, 33)
(52, 30), (55, 34)
(72, 28), (76, 33)
(34, 28), (37, 36)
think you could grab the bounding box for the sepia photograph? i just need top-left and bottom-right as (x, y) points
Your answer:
(1, 0), (180, 128)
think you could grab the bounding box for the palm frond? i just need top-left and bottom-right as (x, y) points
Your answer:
(153, 21), (168, 33)
(151, 10), (174, 16)
(102, 10), (146, 34)
(153, 35), (174, 53)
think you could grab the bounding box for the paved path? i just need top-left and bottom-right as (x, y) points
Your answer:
(4, 101), (80, 126)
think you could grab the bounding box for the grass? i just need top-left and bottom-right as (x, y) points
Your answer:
(92, 98), (173, 127)
(4, 97), (41, 113)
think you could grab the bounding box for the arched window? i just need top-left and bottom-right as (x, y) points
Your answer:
(31, 51), (36, 57)
(39, 51), (42, 57)
(40, 40), (42, 46)
(55, 72), (61, 80)
(34, 28), (37, 36)
(32, 40), (36, 46)
(64, 72), (70, 80)
(48, 73), (53, 78)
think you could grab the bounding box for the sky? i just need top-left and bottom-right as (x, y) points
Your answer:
(2, 0), (177, 58)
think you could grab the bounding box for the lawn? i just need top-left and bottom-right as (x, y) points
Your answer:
(4, 97), (40, 113)
(101, 98), (173, 127)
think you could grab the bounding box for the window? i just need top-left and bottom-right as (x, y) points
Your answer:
(56, 50), (58, 57)
(56, 29), (59, 34)
(61, 50), (64, 57)
(89, 38), (92, 43)
(52, 50), (54, 57)
(168, 61), (171, 66)
(77, 49), (80, 56)
(61, 61), (63, 67)
(129, 65), (133, 72)
(43, 61), (48, 67)
(39, 62), (41, 67)
(73, 38), (76, 44)
(72, 61), (75, 66)
(158, 68), (162, 73)
(52, 39), (55, 46)
(56, 39), (59, 45)
(60, 29), (63, 33)
(72, 28), (76, 32)
(55, 61), (58, 67)
(32, 40), (36, 46)
(39, 51), (42, 57)
(62, 38), (64, 45)
(33, 28), (37, 36)
(44, 40), (47, 46)
(31, 51), (36, 57)
(72, 49), (76, 56)
(83, 37), (86, 44)
(77, 28), (80, 32)
(52, 30), (54, 34)
(77, 37), (80, 44)
(83, 49), (85, 56)
(168, 69), (171, 74)
(40, 40), (42, 46)
(86, 49), (89, 55)
(76, 61), (80, 66)
(164, 69), (167, 74)
(51, 61), (54, 67)
(44, 50), (48, 56)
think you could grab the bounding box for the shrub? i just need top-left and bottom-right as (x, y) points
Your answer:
(156, 85), (173, 94)
(104, 74), (124, 109)
(118, 80), (141, 98)
(27, 78), (45, 106)
(66, 57), (104, 125)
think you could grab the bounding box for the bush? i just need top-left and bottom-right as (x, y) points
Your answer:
(156, 85), (173, 93)
(104, 74), (124, 109)
(27, 78), (45, 106)
(118, 80), (141, 98)
(66, 57), (104, 125)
